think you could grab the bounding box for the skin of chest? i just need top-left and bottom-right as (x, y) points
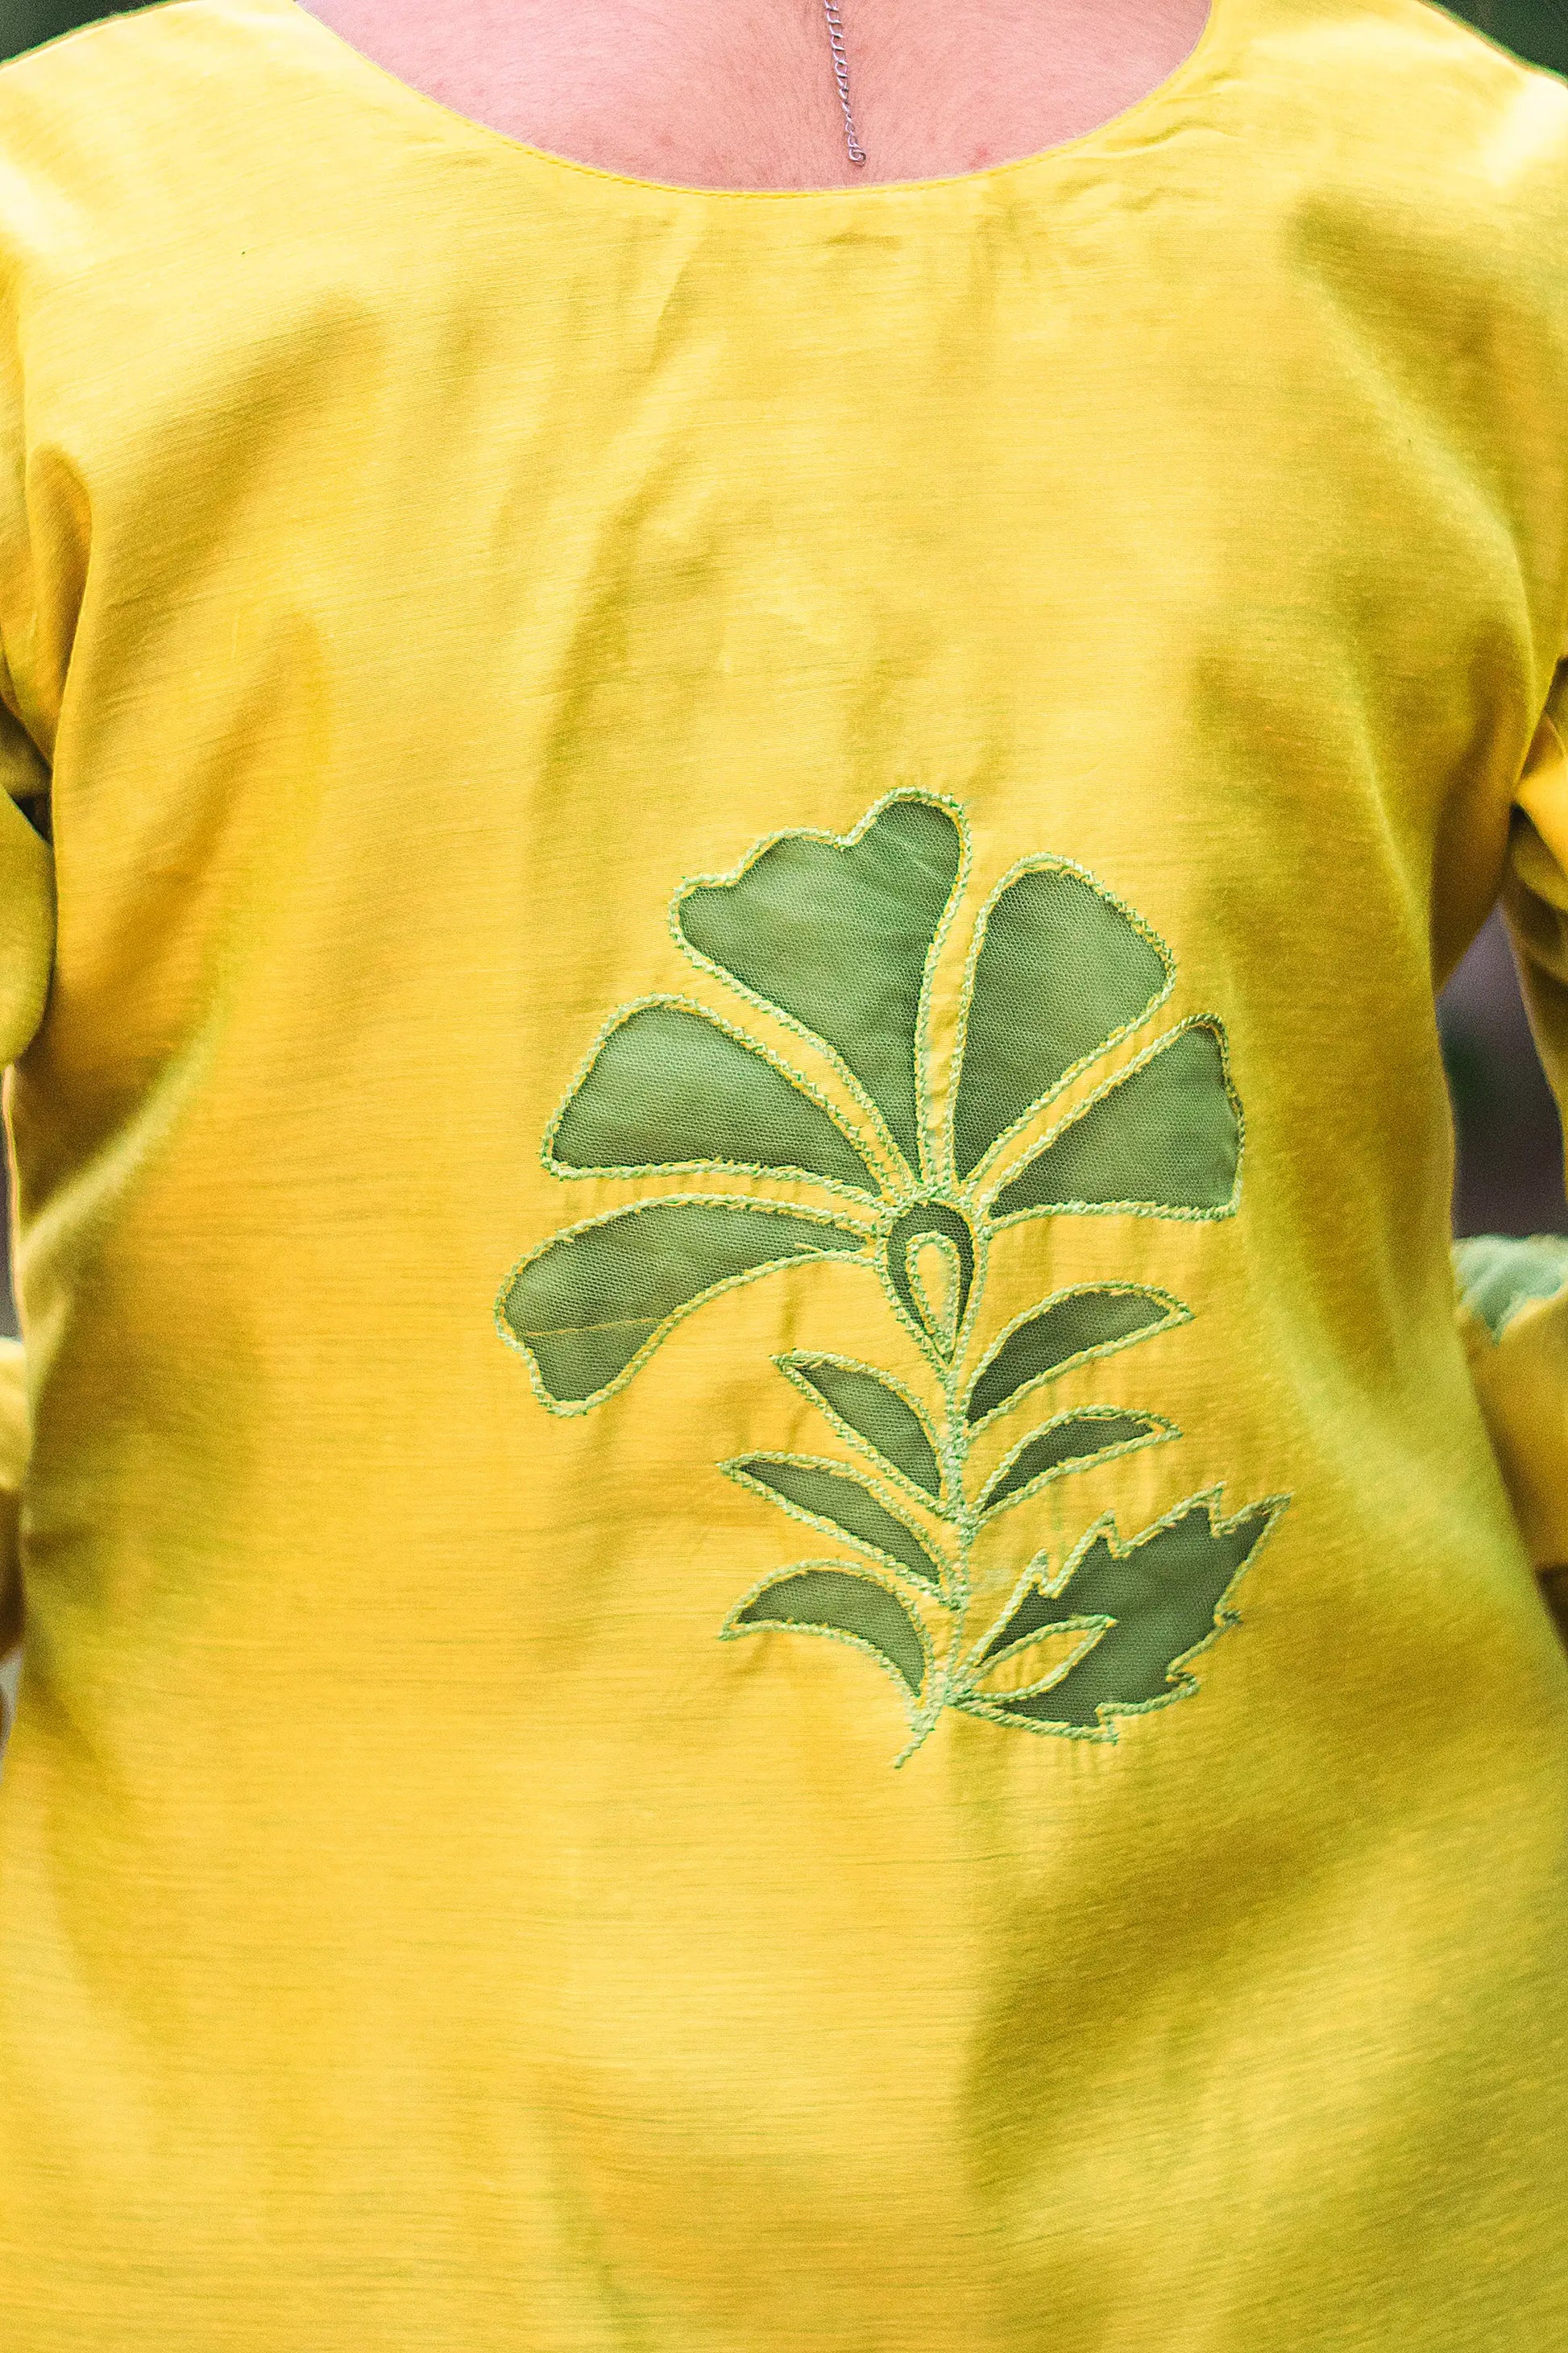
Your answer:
(297, 0), (1212, 188)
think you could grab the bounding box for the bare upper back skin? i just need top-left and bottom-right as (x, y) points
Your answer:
(297, 0), (1213, 190)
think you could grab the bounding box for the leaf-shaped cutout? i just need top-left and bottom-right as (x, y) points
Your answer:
(724, 1566), (931, 1697)
(500, 1201), (869, 1408)
(549, 1001), (880, 1194)
(885, 1201), (977, 1358)
(989, 1021), (1240, 1222)
(677, 796), (964, 1176)
(965, 1285), (1188, 1428)
(952, 862), (1172, 1179)
(726, 1455), (946, 1591)
(781, 1355), (944, 1500)
(977, 1409), (1174, 1517)
(983, 1489), (1289, 1731)
(964, 1619), (1108, 1703)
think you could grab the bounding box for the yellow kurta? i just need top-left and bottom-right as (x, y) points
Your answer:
(1, 0), (1567, 2344)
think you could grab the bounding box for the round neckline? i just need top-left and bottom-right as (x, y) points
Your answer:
(271, 0), (1238, 205)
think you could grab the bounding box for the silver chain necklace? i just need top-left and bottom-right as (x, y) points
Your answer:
(819, 1), (868, 168)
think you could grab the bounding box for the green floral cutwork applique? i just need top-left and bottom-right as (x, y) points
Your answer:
(496, 791), (1291, 1762)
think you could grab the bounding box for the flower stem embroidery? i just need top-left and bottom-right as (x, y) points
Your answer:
(497, 792), (1291, 1762)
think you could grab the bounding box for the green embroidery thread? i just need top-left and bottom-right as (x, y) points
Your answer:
(985, 1015), (1244, 1226)
(964, 1283), (1192, 1431)
(544, 993), (884, 1201)
(724, 1561), (935, 1702)
(975, 1406), (1180, 1521)
(777, 1353), (947, 1505)
(497, 791), (1291, 1761)
(723, 1453), (951, 1596)
(499, 1194), (877, 1412)
(948, 853), (1175, 1186)
(956, 1487), (1291, 1739)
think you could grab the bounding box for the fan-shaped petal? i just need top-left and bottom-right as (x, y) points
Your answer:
(952, 861), (1172, 1179)
(549, 1000), (880, 1195)
(989, 1021), (1240, 1222)
(676, 795), (964, 1176)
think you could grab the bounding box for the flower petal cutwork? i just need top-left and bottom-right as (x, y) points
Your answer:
(952, 860), (1172, 1180)
(547, 998), (881, 1197)
(500, 792), (1287, 1762)
(989, 1019), (1241, 1223)
(499, 1198), (872, 1409)
(675, 794), (964, 1177)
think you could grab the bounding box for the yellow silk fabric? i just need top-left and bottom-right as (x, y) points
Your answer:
(0, 1), (1567, 2347)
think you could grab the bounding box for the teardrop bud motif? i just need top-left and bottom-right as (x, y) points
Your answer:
(884, 1202), (977, 1359)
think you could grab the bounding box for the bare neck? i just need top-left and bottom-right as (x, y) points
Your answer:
(297, 1), (1214, 191)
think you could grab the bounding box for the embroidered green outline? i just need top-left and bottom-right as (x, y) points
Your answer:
(496, 1193), (879, 1417)
(963, 1619), (1111, 1707)
(907, 1230), (962, 1353)
(964, 1282), (1193, 1433)
(954, 1484), (1292, 1742)
(670, 788), (972, 1195)
(720, 1557), (937, 1711)
(775, 1351), (948, 1509)
(975, 1407), (1180, 1521)
(498, 788), (1286, 1763)
(942, 852), (1176, 1190)
(723, 1450), (953, 1599)
(951, 1543), (1118, 1708)
(540, 990), (886, 1203)
(956, 1544), (1092, 1684)
(981, 1014), (1245, 1230)
(881, 1199), (983, 1368)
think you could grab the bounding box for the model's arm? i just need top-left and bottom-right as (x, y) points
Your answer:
(1455, 683), (1568, 1586)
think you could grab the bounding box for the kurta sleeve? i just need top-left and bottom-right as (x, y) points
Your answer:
(0, 677), (53, 1670)
(1454, 680), (1568, 1575)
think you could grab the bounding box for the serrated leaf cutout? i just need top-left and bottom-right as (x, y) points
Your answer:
(726, 1455), (947, 1591)
(970, 1490), (1285, 1733)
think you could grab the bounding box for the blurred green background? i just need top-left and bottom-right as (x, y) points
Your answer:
(1439, 1), (1568, 70)
(0, 0), (1562, 1343)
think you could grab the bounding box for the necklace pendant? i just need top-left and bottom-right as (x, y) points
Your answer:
(820, 1), (868, 168)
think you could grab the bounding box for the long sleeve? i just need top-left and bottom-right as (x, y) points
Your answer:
(1454, 682), (1568, 1573)
(0, 682), (53, 1679)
